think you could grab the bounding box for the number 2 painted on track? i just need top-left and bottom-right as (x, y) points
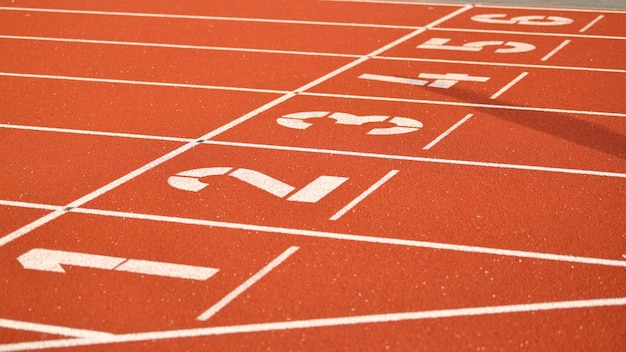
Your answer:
(168, 167), (348, 203)
(471, 14), (573, 26)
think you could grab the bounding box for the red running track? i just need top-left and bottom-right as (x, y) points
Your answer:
(0, 1), (625, 351)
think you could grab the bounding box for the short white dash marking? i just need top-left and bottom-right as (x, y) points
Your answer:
(579, 15), (604, 33)
(196, 246), (299, 321)
(423, 113), (473, 150)
(490, 72), (528, 100)
(330, 170), (399, 221)
(541, 40), (571, 61)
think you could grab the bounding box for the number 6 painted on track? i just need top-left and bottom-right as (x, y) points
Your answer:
(471, 14), (573, 26)
(168, 167), (348, 203)
(276, 111), (423, 135)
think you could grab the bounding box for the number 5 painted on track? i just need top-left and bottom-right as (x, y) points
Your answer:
(168, 167), (348, 203)
(471, 14), (573, 26)
(417, 38), (535, 54)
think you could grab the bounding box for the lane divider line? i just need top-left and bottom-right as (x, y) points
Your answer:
(3, 297), (625, 351)
(66, 207), (626, 268)
(0, 35), (362, 59)
(2, 72), (624, 116)
(201, 140), (626, 179)
(0, 6), (419, 30)
(3, 35), (624, 73)
(1, 124), (623, 179)
(196, 246), (300, 321)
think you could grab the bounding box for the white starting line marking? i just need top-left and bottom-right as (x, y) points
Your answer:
(330, 170), (399, 221)
(18, 248), (219, 281)
(2, 297), (624, 351)
(489, 72), (528, 100)
(196, 246), (299, 321)
(541, 39), (571, 62)
(579, 15), (605, 33)
(422, 113), (474, 150)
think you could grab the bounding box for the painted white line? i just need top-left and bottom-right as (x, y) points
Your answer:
(0, 123), (193, 143)
(330, 170), (399, 220)
(430, 27), (626, 41)
(474, 3), (625, 14)
(0, 209), (68, 247)
(0, 199), (62, 211)
(196, 246), (299, 321)
(541, 40), (571, 62)
(0, 318), (113, 339)
(580, 15), (605, 33)
(0, 72), (287, 95)
(2, 297), (625, 350)
(422, 113), (473, 150)
(73, 207), (626, 268)
(203, 140), (626, 179)
(0, 35), (361, 59)
(0, 6), (418, 29)
(4, 71), (623, 117)
(490, 72), (528, 100)
(375, 55), (626, 74)
(303, 91), (626, 118)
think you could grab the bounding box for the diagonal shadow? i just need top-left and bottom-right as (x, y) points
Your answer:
(433, 86), (626, 161)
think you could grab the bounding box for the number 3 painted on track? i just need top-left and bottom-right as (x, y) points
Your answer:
(471, 14), (573, 26)
(276, 111), (423, 135)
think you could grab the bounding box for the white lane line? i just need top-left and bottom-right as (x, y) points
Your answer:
(1, 118), (623, 180)
(330, 170), (399, 221)
(0, 72), (287, 95)
(422, 113), (473, 150)
(0, 35), (361, 59)
(203, 140), (626, 179)
(0, 199), (63, 211)
(0, 124), (193, 143)
(430, 27), (626, 41)
(474, 3), (624, 13)
(0, 6), (417, 29)
(303, 91), (626, 118)
(375, 55), (626, 74)
(541, 39), (571, 62)
(579, 15), (605, 33)
(196, 246), (299, 321)
(3, 297), (625, 351)
(3, 72), (624, 117)
(73, 207), (626, 268)
(490, 72), (528, 100)
(0, 318), (113, 339)
(6, 34), (623, 73)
